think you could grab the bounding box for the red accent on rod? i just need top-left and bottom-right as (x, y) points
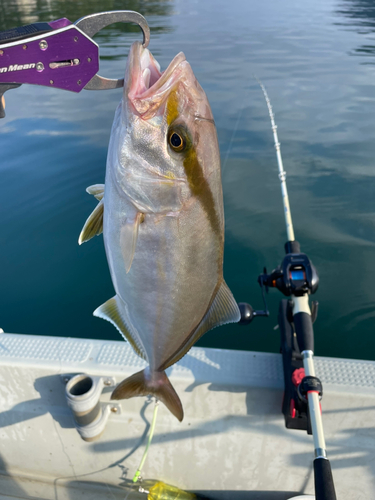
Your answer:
(290, 399), (296, 418)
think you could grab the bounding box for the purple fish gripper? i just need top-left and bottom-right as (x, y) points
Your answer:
(48, 18), (72, 30)
(0, 19), (99, 92)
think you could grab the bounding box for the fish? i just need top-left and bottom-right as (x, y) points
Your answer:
(79, 41), (240, 421)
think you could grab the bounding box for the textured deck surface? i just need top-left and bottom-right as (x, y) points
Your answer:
(1, 332), (375, 391)
(0, 332), (374, 499)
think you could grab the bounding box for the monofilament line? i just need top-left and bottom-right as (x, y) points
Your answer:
(133, 399), (159, 483)
(222, 107), (243, 174)
(255, 78), (295, 242)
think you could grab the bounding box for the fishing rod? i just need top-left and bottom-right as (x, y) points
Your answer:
(239, 82), (337, 500)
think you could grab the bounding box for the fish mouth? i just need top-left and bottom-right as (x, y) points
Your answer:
(126, 41), (187, 118)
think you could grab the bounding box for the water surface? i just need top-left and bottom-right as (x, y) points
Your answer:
(1, 0), (375, 360)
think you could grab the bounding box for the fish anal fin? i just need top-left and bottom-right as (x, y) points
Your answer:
(120, 212), (142, 273)
(93, 296), (146, 360)
(78, 198), (104, 245)
(160, 280), (241, 370)
(203, 279), (241, 328)
(86, 184), (105, 201)
(111, 369), (183, 422)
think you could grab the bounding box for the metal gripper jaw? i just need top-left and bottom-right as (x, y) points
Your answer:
(0, 10), (150, 118)
(0, 84), (20, 118)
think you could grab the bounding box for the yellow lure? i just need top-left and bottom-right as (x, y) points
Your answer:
(148, 481), (197, 500)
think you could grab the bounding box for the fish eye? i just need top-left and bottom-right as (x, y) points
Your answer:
(169, 131), (185, 152)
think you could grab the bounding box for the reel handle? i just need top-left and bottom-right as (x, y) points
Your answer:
(238, 303), (269, 325)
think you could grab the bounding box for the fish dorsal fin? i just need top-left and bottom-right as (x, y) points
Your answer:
(78, 198), (104, 245)
(86, 184), (105, 201)
(120, 212), (142, 273)
(94, 295), (146, 360)
(160, 280), (241, 370)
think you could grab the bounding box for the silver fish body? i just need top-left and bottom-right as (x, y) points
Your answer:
(79, 42), (240, 420)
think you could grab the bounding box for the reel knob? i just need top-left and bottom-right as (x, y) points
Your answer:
(238, 302), (255, 325)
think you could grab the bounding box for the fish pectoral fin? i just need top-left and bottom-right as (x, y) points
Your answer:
(120, 212), (142, 273)
(86, 184), (105, 201)
(78, 198), (104, 245)
(160, 280), (241, 371)
(111, 369), (184, 422)
(94, 295), (146, 360)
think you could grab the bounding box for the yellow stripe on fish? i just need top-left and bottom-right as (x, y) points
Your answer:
(183, 146), (222, 239)
(166, 90), (221, 239)
(166, 89), (180, 126)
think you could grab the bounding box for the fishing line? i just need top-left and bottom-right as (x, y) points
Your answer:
(51, 398), (153, 495)
(133, 398), (159, 483)
(222, 106), (243, 174)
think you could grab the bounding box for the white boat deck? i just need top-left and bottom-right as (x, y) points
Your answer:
(0, 332), (374, 499)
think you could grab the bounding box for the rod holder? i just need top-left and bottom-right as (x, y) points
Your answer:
(65, 373), (120, 441)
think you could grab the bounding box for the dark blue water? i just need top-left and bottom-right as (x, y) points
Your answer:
(1, 0), (375, 360)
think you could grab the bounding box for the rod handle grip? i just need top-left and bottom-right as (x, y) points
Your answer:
(314, 457), (337, 500)
(294, 312), (314, 352)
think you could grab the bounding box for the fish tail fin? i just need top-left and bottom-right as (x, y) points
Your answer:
(111, 369), (183, 422)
